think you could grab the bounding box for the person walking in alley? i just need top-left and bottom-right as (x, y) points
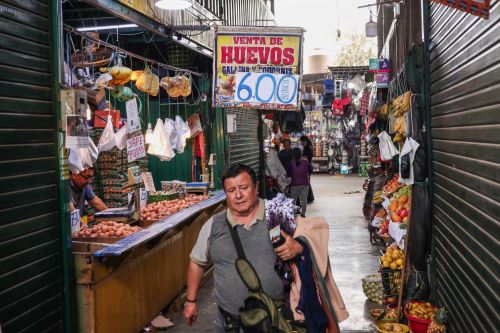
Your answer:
(300, 135), (315, 203)
(288, 148), (311, 217)
(278, 138), (293, 171)
(183, 164), (304, 332)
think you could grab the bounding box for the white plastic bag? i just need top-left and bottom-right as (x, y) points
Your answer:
(265, 148), (290, 193)
(98, 115), (116, 153)
(164, 118), (178, 150)
(147, 118), (175, 161)
(115, 126), (127, 150)
(378, 131), (399, 161)
(175, 115), (191, 153)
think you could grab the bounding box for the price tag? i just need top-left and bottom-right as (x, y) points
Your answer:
(126, 98), (141, 133)
(127, 135), (146, 163)
(128, 188), (148, 208)
(141, 172), (156, 192)
(234, 72), (299, 108)
(70, 209), (81, 235)
(127, 166), (142, 186)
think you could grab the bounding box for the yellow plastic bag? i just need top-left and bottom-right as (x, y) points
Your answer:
(136, 67), (159, 96)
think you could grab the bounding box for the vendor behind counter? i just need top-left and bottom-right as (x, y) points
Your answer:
(68, 148), (107, 218)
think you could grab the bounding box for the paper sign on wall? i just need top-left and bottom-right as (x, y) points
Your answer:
(127, 135), (146, 163)
(141, 172), (156, 192)
(126, 98), (141, 133)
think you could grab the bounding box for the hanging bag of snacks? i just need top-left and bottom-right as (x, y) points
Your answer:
(136, 65), (159, 96)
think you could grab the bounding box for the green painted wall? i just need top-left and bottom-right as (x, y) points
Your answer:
(107, 81), (226, 190)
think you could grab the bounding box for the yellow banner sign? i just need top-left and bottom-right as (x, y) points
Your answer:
(213, 28), (303, 110)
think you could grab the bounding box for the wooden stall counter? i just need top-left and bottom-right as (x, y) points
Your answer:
(72, 192), (226, 333)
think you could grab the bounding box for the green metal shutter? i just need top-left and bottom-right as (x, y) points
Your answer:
(227, 108), (261, 173)
(0, 0), (64, 332)
(429, 2), (500, 332)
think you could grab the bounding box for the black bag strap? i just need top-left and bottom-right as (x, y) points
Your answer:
(226, 220), (264, 292)
(227, 219), (247, 260)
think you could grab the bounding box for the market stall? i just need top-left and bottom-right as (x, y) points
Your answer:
(60, 5), (227, 332)
(360, 52), (437, 332)
(72, 192), (226, 333)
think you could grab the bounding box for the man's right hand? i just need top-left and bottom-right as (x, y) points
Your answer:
(183, 302), (198, 326)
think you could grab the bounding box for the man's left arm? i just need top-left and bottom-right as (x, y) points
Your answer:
(85, 185), (108, 212)
(89, 196), (108, 212)
(274, 230), (303, 261)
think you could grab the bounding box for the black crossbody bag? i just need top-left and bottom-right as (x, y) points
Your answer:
(224, 221), (305, 333)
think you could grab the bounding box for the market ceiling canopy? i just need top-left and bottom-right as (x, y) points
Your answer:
(213, 26), (305, 111)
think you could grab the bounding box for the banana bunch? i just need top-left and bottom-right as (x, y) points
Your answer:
(393, 91), (412, 117)
(393, 116), (406, 143)
(407, 302), (436, 320)
(372, 191), (383, 204)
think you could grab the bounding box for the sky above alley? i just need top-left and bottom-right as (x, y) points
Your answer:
(273, 0), (378, 68)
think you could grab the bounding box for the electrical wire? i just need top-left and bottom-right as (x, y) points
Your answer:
(64, 24), (203, 76)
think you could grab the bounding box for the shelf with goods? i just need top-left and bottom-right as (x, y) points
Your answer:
(361, 93), (439, 332)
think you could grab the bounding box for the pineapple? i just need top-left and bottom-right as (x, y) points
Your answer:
(427, 307), (448, 333)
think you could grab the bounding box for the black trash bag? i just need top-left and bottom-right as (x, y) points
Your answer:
(408, 184), (432, 271)
(400, 152), (411, 179)
(404, 269), (430, 301)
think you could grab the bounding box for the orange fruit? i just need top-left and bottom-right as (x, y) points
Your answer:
(399, 194), (409, 204)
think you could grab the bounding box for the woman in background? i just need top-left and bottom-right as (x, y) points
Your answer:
(300, 135), (315, 203)
(288, 148), (311, 217)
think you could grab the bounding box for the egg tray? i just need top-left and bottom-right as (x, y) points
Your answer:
(72, 236), (124, 244)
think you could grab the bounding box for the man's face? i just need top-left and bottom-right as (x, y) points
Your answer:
(283, 140), (291, 150)
(224, 172), (259, 217)
(71, 168), (94, 189)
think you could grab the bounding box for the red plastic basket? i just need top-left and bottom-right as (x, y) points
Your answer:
(404, 302), (432, 333)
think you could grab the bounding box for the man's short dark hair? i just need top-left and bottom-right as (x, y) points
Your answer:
(221, 164), (257, 188)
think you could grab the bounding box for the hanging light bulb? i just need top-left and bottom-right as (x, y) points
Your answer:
(145, 123), (154, 144)
(155, 0), (192, 10)
(365, 15), (378, 38)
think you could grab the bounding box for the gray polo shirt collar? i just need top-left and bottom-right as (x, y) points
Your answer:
(226, 198), (265, 229)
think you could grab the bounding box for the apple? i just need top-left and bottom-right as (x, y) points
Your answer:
(400, 209), (408, 218)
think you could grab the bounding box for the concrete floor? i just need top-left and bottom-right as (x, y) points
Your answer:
(166, 174), (383, 332)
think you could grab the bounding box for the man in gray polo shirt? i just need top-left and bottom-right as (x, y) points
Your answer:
(183, 164), (304, 332)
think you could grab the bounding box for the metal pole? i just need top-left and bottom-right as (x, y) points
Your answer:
(421, 0), (436, 303)
(358, 0), (402, 8)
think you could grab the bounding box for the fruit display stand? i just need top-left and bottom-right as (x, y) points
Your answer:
(72, 192), (226, 333)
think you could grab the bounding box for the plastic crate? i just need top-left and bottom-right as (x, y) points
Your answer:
(380, 266), (402, 296)
(379, 249), (402, 297)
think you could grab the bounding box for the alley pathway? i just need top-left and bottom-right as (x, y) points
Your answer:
(167, 174), (381, 332)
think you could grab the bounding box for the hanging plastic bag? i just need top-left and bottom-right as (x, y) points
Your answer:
(164, 118), (178, 150)
(399, 138), (420, 185)
(378, 131), (399, 161)
(97, 115), (116, 153)
(148, 118), (175, 161)
(174, 115), (191, 153)
(115, 126), (127, 150)
(136, 66), (159, 96)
